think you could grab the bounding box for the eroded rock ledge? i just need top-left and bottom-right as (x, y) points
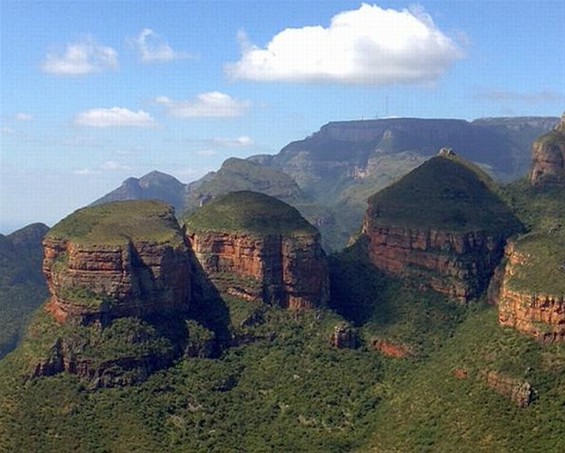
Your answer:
(494, 242), (565, 343)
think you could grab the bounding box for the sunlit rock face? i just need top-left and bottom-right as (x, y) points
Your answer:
(185, 191), (329, 309)
(362, 156), (522, 303)
(42, 201), (191, 326)
(531, 114), (565, 186)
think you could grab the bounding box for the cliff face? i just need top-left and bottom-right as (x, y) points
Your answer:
(361, 156), (521, 303)
(43, 237), (191, 325)
(530, 114), (565, 186)
(362, 223), (505, 302)
(28, 201), (194, 385)
(495, 242), (565, 343)
(184, 191), (329, 310)
(188, 231), (329, 309)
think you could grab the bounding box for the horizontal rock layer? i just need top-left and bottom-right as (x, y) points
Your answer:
(362, 223), (505, 302)
(188, 232), (329, 309)
(43, 237), (191, 325)
(496, 243), (565, 343)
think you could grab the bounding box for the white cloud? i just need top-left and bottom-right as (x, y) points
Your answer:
(1, 126), (15, 135)
(74, 107), (156, 128)
(73, 168), (98, 176)
(212, 135), (254, 147)
(155, 92), (251, 118)
(42, 36), (118, 76)
(14, 113), (33, 121)
(130, 28), (191, 63)
(226, 3), (463, 85)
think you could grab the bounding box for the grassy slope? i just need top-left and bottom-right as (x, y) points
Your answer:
(0, 224), (49, 359)
(184, 191), (316, 236)
(47, 200), (184, 246)
(501, 182), (565, 294)
(366, 305), (565, 452)
(0, 303), (383, 452)
(368, 155), (522, 234)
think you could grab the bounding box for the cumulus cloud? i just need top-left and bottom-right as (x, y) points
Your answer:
(14, 113), (33, 121)
(129, 28), (191, 63)
(155, 92), (251, 118)
(226, 3), (463, 85)
(474, 89), (564, 104)
(74, 107), (156, 128)
(42, 36), (118, 76)
(211, 136), (254, 147)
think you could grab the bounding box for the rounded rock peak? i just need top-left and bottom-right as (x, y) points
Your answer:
(47, 200), (184, 246)
(184, 190), (316, 235)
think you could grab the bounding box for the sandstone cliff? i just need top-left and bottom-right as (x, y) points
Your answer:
(530, 113), (565, 186)
(494, 239), (565, 343)
(27, 201), (194, 385)
(362, 156), (522, 302)
(184, 191), (329, 309)
(43, 201), (191, 325)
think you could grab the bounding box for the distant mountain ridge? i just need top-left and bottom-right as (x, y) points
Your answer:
(251, 116), (558, 202)
(90, 116), (558, 250)
(91, 170), (187, 214)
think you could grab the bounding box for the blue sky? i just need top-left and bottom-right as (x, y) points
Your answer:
(1, 0), (564, 233)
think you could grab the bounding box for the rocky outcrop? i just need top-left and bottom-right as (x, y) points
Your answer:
(530, 113), (565, 186)
(188, 231), (329, 309)
(361, 156), (522, 303)
(371, 338), (413, 358)
(483, 370), (534, 408)
(42, 201), (191, 326)
(330, 323), (358, 349)
(43, 237), (190, 325)
(495, 242), (565, 343)
(185, 191), (329, 310)
(363, 225), (506, 302)
(28, 201), (194, 385)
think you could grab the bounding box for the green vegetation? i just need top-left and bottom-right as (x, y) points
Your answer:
(0, 300), (384, 452)
(367, 155), (523, 234)
(0, 224), (49, 358)
(16, 307), (178, 376)
(506, 231), (565, 294)
(366, 306), (565, 452)
(500, 182), (565, 294)
(184, 158), (307, 213)
(184, 191), (316, 236)
(2, 231), (565, 451)
(47, 200), (184, 246)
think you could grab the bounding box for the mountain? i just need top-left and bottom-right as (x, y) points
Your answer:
(183, 158), (350, 251)
(91, 171), (187, 214)
(26, 201), (195, 386)
(184, 191), (329, 309)
(4, 116), (565, 451)
(530, 113), (565, 186)
(0, 223), (49, 358)
(361, 154), (523, 302)
(90, 117), (557, 253)
(251, 116), (558, 222)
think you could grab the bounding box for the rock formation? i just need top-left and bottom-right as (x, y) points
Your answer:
(43, 201), (191, 325)
(494, 240), (565, 343)
(483, 370), (534, 408)
(184, 191), (329, 310)
(530, 113), (565, 186)
(362, 156), (522, 302)
(27, 201), (194, 386)
(330, 323), (358, 349)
